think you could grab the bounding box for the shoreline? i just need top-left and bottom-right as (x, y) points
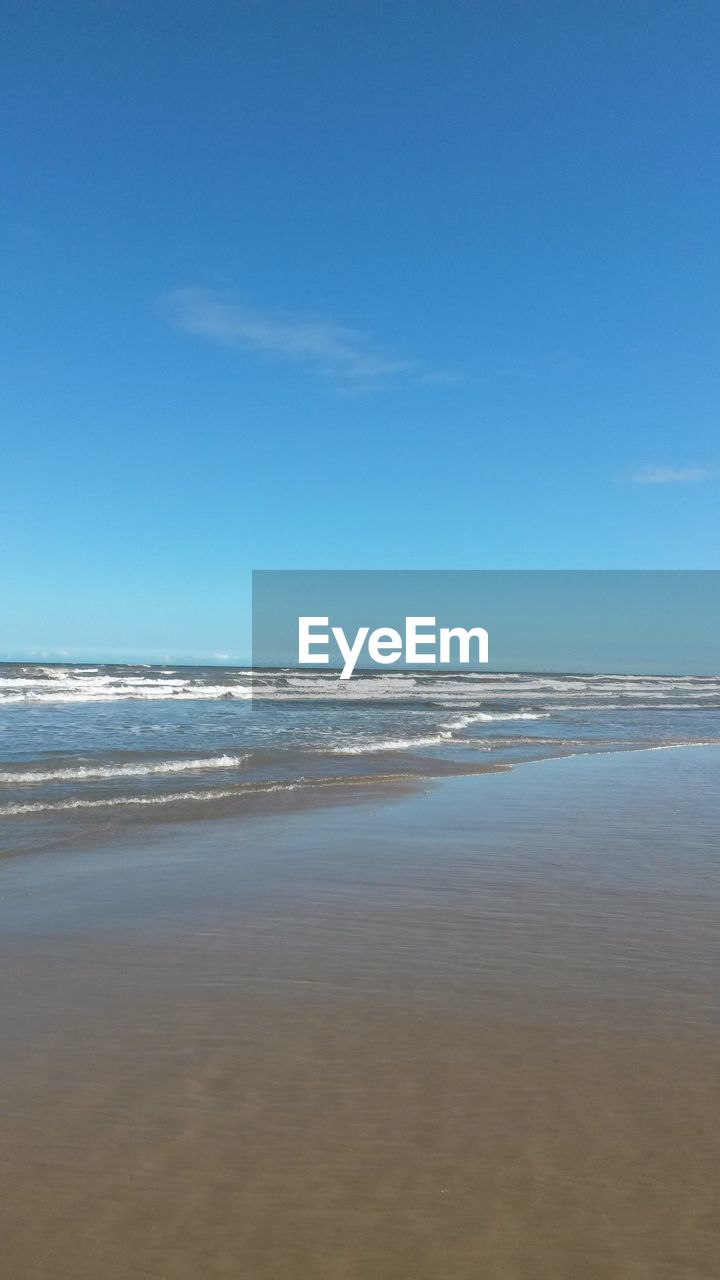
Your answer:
(2, 738), (718, 864)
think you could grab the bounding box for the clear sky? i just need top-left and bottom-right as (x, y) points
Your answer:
(3, 0), (719, 661)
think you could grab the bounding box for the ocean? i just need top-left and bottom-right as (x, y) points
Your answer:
(1, 662), (719, 855)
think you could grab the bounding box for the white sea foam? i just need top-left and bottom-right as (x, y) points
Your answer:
(323, 709), (547, 754)
(0, 680), (253, 704)
(441, 710), (545, 726)
(0, 784), (286, 816)
(1, 665), (719, 705)
(0, 774), (388, 816)
(330, 732), (454, 754)
(0, 754), (248, 785)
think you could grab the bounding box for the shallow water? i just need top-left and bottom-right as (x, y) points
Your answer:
(1, 664), (719, 855)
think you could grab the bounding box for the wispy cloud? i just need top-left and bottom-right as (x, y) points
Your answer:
(416, 369), (468, 387)
(628, 465), (714, 486)
(162, 287), (417, 386)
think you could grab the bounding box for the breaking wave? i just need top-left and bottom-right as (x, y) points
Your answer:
(0, 754), (248, 785)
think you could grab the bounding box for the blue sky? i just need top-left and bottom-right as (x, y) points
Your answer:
(3, 0), (719, 661)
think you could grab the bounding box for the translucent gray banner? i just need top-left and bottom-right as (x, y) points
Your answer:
(252, 570), (720, 676)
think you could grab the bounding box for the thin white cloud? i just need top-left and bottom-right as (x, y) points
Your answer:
(628, 465), (714, 486)
(416, 369), (468, 386)
(162, 287), (415, 385)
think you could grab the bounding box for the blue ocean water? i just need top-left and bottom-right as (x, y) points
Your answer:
(0, 664), (718, 852)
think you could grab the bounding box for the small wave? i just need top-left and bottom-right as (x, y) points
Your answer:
(441, 710), (546, 727)
(0, 773), (413, 817)
(329, 732), (454, 754)
(516, 740), (720, 768)
(540, 702), (719, 711)
(0, 785), (284, 815)
(2, 665), (720, 706)
(0, 754), (249, 785)
(0, 685), (254, 704)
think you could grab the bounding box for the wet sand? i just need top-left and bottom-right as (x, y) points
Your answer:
(1, 748), (719, 1278)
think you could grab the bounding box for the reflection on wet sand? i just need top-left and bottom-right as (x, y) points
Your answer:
(1, 748), (719, 1279)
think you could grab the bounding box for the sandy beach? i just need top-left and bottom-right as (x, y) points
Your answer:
(2, 747), (719, 1278)
(6, 0), (720, 1271)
